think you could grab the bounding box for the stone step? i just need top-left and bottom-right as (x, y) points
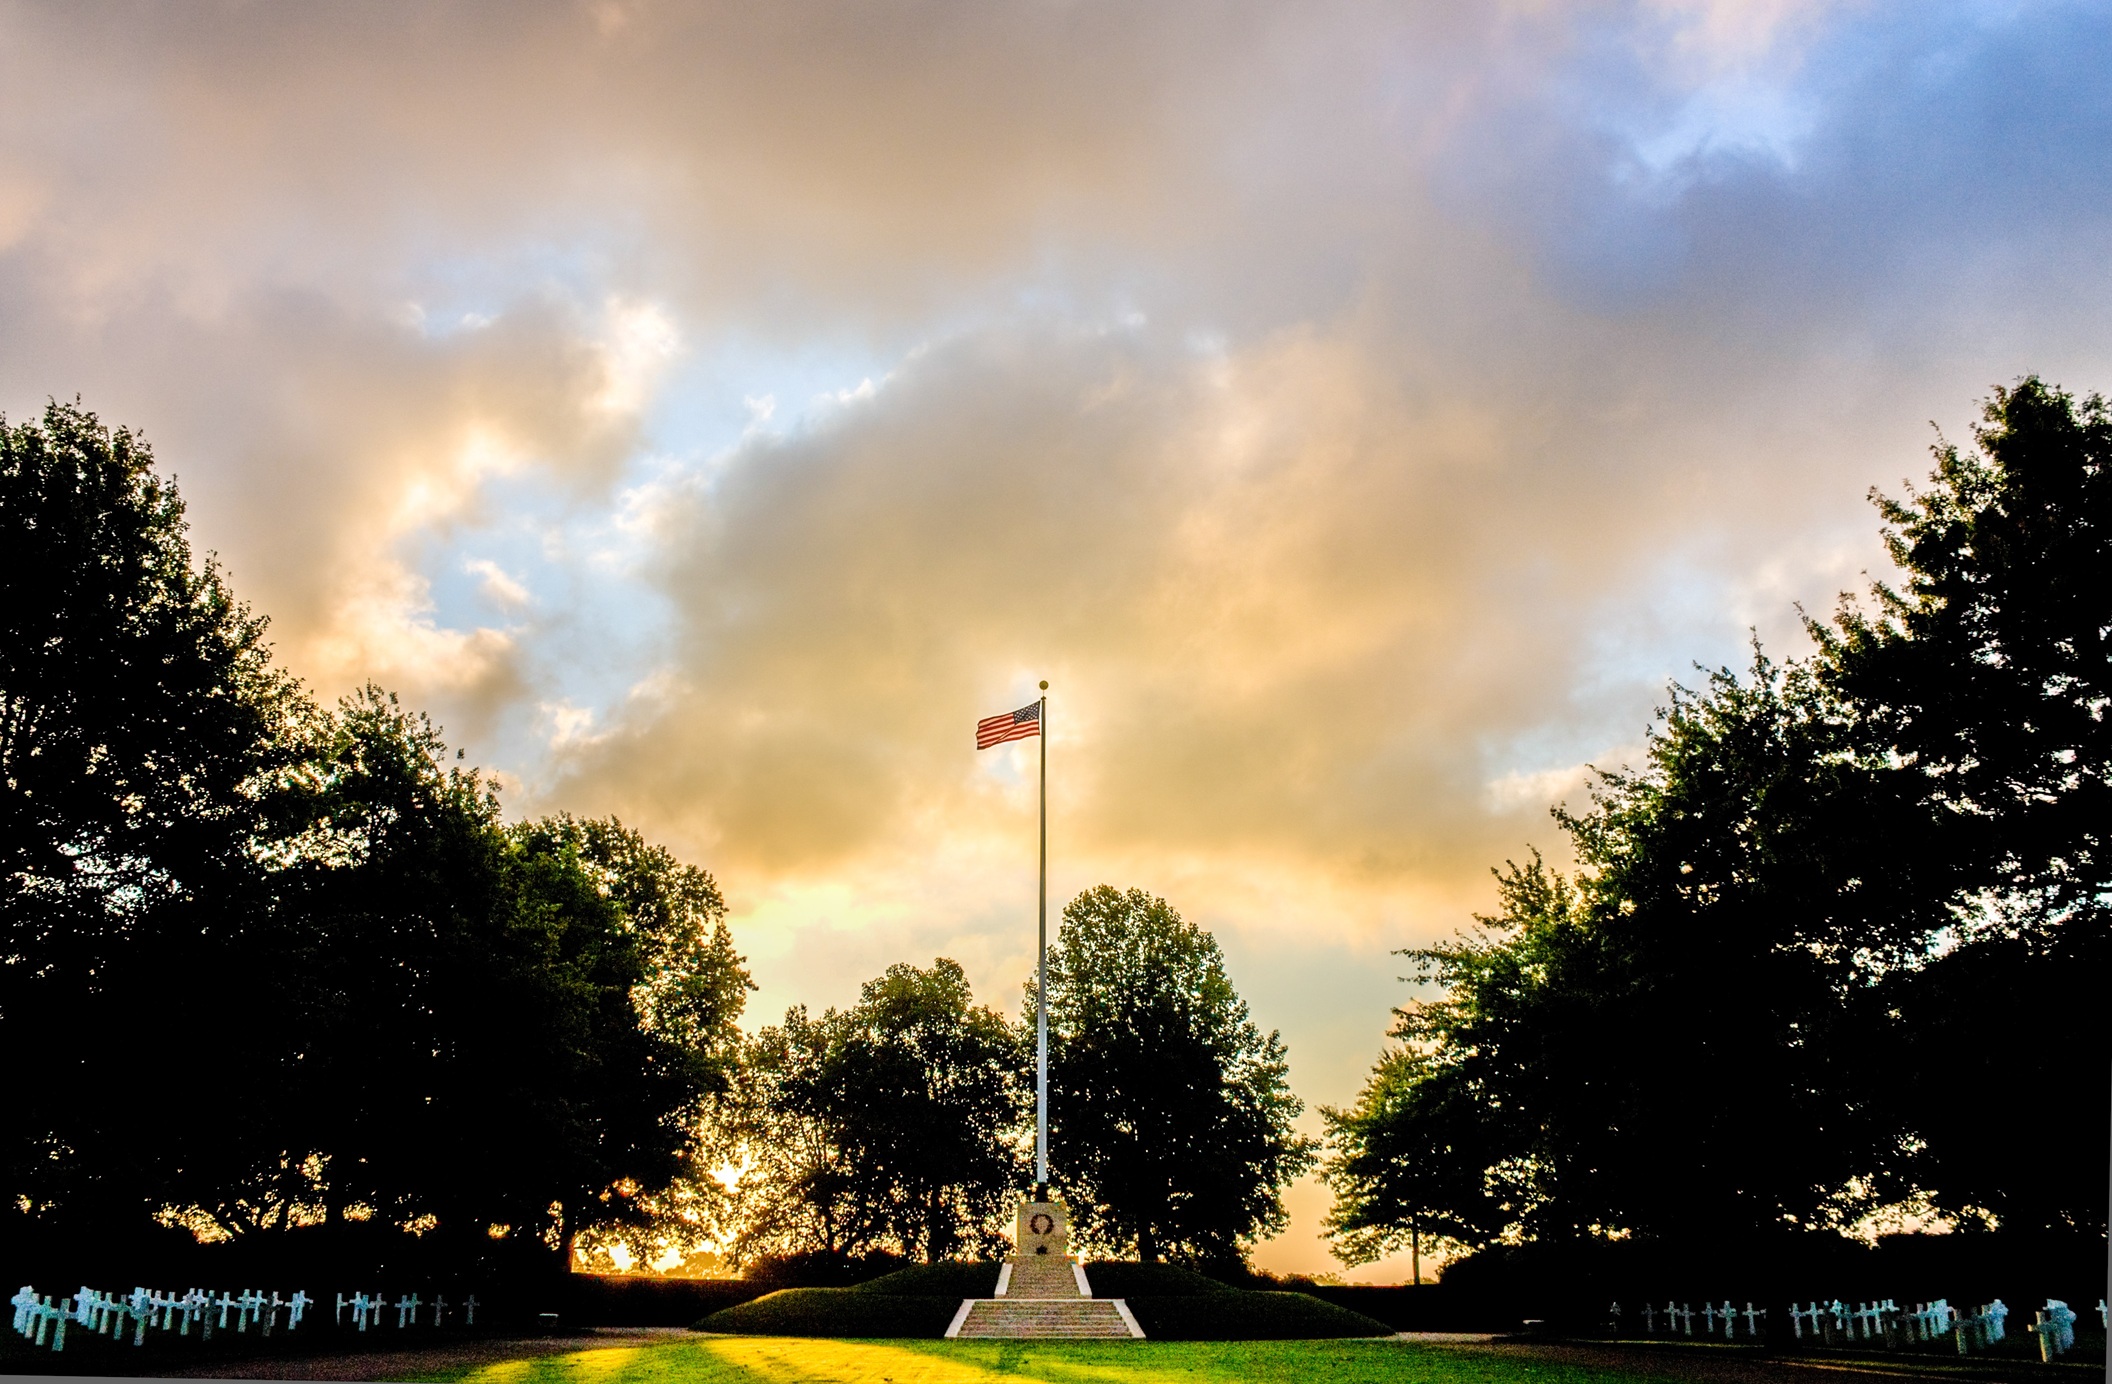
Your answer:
(951, 1296), (1142, 1340)
(1002, 1254), (1087, 1298)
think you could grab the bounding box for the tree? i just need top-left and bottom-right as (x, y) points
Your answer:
(1320, 858), (1586, 1264)
(1321, 665), (1920, 1257)
(1041, 886), (1315, 1264)
(1814, 377), (2110, 1231)
(824, 959), (1026, 1262)
(259, 693), (754, 1262)
(524, 813), (754, 1270)
(0, 400), (305, 1234)
(1, 401), (754, 1264)
(1322, 377), (2110, 1261)
(717, 1005), (865, 1263)
(721, 960), (1025, 1265)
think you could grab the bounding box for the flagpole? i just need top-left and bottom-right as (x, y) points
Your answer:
(1035, 681), (1049, 1192)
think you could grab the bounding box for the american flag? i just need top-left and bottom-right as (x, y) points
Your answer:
(976, 701), (1042, 749)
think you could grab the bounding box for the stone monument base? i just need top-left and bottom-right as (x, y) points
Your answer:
(943, 1195), (1144, 1339)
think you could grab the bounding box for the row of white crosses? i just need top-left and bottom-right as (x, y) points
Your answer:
(1629, 1294), (2071, 1359)
(1797, 1297), (1942, 1345)
(10, 1284), (477, 1353)
(332, 1291), (478, 1331)
(11, 1286), (315, 1352)
(1784, 1296), (2090, 1358)
(1625, 1300), (1768, 1339)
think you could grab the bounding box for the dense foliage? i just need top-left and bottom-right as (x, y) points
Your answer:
(717, 959), (1027, 1264)
(1, 401), (305, 1238)
(1817, 376), (2109, 1230)
(0, 402), (752, 1270)
(1042, 886), (1317, 1264)
(1322, 378), (2111, 1262)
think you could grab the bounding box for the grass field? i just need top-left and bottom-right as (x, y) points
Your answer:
(410, 1337), (1646, 1384)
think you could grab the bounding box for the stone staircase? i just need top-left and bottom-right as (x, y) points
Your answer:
(1006, 1254), (1086, 1298)
(947, 1256), (1144, 1340)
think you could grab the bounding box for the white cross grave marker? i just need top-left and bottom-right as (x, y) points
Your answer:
(1956, 1300), (2006, 1353)
(12, 1285), (39, 1337)
(127, 1288), (152, 1345)
(34, 1293), (68, 1351)
(2030, 1300), (2076, 1361)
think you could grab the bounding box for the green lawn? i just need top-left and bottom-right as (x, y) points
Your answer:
(409, 1337), (1647, 1384)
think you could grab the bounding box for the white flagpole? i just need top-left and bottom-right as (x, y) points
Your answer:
(1035, 680), (1049, 1191)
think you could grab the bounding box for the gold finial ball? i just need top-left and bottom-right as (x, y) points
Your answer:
(1039, 681), (1048, 690)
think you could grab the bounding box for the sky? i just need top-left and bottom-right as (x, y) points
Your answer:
(3, 0), (2109, 1280)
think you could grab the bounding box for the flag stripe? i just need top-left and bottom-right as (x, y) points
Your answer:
(976, 701), (1042, 749)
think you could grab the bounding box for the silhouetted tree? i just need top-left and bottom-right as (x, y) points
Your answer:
(257, 696), (753, 1262)
(1322, 377), (2110, 1259)
(718, 1006), (864, 1262)
(721, 960), (1024, 1264)
(827, 960), (1025, 1261)
(1043, 886), (1315, 1264)
(0, 401), (305, 1235)
(1816, 377), (2110, 1232)
(1, 402), (752, 1268)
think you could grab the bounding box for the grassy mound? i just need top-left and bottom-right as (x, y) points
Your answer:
(693, 1286), (963, 1338)
(851, 1262), (1002, 1297)
(694, 1260), (1390, 1340)
(1082, 1261), (1237, 1297)
(1125, 1291), (1392, 1340)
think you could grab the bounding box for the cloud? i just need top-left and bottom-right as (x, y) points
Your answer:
(464, 558), (532, 610)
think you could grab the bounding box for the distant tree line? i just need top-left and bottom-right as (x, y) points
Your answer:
(1322, 378), (2109, 1268)
(0, 400), (1311, 1278)
(699, 887), (1313, 1273)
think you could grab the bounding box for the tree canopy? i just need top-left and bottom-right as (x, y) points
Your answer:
(0, 401), (752, 1272)
(1816, 377), (2109, 1230)
(1042, 885), (1316, 1264)
(719, 958), (1025, 1267)
(2, 401), (304, 1234)
(1321, 378), (2111, 1265)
